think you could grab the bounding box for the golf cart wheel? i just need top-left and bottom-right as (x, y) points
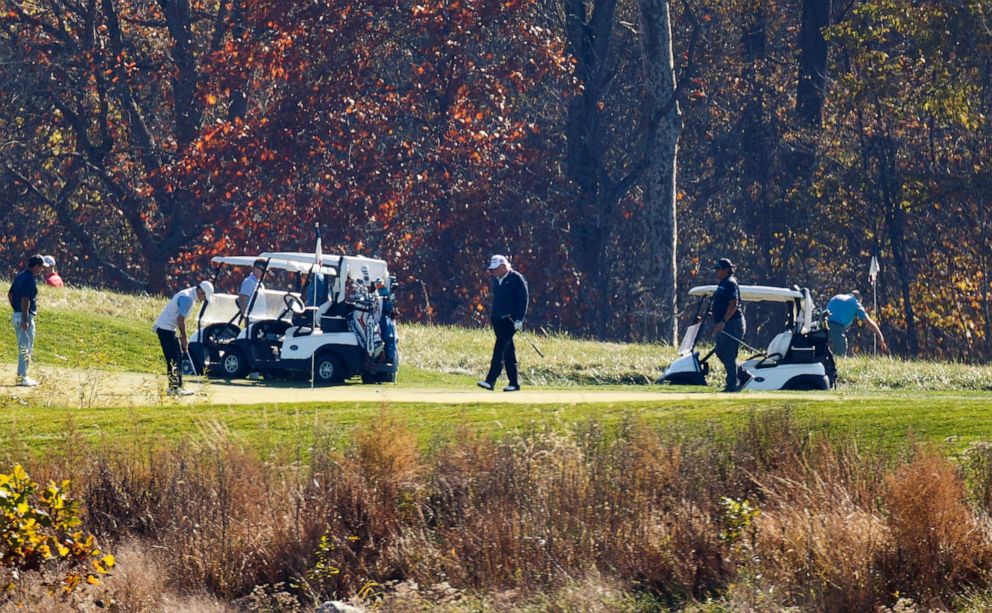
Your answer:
(361, 373), (377, 385)
(313, 352), (345, 385)
(220, 347), (250, 379)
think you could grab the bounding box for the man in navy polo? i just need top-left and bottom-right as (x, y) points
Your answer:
(478, 254), (529, 392)
(711, 258), (746, 392)
(7, 255), (45, 386)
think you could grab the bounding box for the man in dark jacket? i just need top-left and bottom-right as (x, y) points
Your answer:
(711, 258), (746, 392)
(8, 255), (45, 386)
(478, 254), (529, 392)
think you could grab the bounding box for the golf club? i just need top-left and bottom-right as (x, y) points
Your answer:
(184, 348), (199, 377)
(502, 315), (544, 357)
(718, 330), (761, 354)
(527, 336), (545, 358)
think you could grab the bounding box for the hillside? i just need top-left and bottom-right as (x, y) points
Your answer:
(2, 283), (991, 391)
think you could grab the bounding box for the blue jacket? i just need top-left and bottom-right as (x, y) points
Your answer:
(491, 270), (528, 322)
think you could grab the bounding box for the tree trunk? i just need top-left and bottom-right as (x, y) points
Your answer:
(797, 0), (831, 128)
(886, 201), (918, 356)
(636, 0), (682, 344)
(563, 0), (620, 338)
(162, 0), (203, 149)
(874, 133), (918, 356)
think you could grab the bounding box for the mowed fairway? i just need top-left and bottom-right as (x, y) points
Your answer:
(1, 283), (991, 457)
(1, 363), (991, 458)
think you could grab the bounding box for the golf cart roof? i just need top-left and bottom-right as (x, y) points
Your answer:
(689, 285), (804, 303)
(210, 256), (338, 276)
(259, 251), (387, 267)
(261, 251), (340, 264)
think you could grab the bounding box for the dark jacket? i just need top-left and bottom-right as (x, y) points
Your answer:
(8, 270), (38, 315)
(491, 270), (528, 322)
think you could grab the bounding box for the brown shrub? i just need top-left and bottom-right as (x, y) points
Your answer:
(962, 441), (992, 514)
(12, 409), (992, 611)
(81, 435), (307, 599)
(754, 470), (890, 611)
(882, 446), (991, 605)
(303, 411), (428, 598)
(413, 421), (732, 604)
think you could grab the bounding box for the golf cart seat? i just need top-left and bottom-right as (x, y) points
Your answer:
(756, 331), (793, 367)
(250, 319), (291, 342)
(320, 315), (350, 333)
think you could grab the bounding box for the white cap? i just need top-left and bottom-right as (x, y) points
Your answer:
(42, 255), (56, 267)
(198, 280), (215, 302)
(488, 255), (509, 270)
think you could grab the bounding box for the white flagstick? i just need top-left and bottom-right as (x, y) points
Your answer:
(869, 256), (880, 357)
(310, 223), (322, 389)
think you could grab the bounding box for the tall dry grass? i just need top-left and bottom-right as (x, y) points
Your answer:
(9, 409), (992, 611)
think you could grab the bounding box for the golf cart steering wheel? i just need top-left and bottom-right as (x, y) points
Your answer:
(283, 293), (306, 315)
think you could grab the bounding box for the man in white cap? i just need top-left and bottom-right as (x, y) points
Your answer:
(478, 254), (529, 392)
(41, 255), (64, 288)
(152, 280), (213, 395)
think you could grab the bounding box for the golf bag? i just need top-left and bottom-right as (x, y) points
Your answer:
(349, 295), (385, 361)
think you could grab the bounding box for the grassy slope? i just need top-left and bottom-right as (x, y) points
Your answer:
(3, 282), (991, 389)
(3, 394), (992, 461)
(1, 282), (991, 457)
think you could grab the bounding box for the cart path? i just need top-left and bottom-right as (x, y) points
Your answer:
(0, 364), (841, 407)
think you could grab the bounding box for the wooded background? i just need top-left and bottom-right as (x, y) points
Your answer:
(1, 0), (989, 359)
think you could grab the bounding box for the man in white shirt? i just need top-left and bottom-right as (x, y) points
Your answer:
(237, 259), (268, 320)
(153, 281), (213, 395)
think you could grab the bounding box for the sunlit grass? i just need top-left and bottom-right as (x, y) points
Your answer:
(401, 324), (678, 386)
(3, 391), (992, 459)
(0, 281), (990, 391)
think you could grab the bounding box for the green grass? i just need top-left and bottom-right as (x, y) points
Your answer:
(2, 282), (992, 460)
(0, 283), (984, 395)
(3, 392), (992, 459)
(3, 281), (991, 390)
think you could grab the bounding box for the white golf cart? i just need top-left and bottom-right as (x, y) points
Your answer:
(658, 285), (837, 391)
(188, 253), (399, 385)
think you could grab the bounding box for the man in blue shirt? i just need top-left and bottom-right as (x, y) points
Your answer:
(7, 255), (45, 386)
(711, 258), (745, 392)
(302, 271), (329, 309)
(826, 290), (888, 356)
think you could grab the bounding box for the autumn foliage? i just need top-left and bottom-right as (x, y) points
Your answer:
(0, 464), (114, 602)
(2, 0), (992, 356)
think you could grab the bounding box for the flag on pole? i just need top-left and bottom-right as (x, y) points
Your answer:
(312, 222), (322, 307)
(314, 223), (322, 267)
(869, 256), (879, 286)
(310, 223), (322, 388)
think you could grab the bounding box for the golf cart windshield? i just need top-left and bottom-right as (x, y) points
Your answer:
(260, 252), (388, 299)
(207, 256), (333, 325)
(197, 285), (291, 324)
